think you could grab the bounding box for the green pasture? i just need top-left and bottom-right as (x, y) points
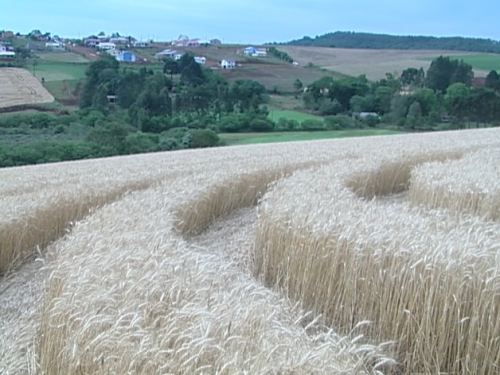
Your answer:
(32, 62), (88, 82)
(454, 54), (500, 72)
(428, 54), (500, 72)
(220, 129), (405, 146)
(267, 107), (323, 122)
(36, 52), (89, 63)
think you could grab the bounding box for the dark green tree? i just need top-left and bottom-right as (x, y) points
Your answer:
(445, 83), (471, 127)
(451, 61), (473, 86)
(425, 56), (473, 92)
(406, 101), (423, 128)
(485, 70), (500, 91)
(411, 88), (437, 117)
(293, 79), (303, 90)
(179, 54), (205, 85)
(401, 67), (425, 88)
(163, 60), (180, 80)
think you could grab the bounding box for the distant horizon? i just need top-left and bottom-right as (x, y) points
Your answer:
(3, 0), (500, 45)
(5, 29), (500, 46)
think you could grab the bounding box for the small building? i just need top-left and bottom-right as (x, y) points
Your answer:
(187, 38), (200, 47)
(45, 42), (64, 50)
(155, 49), (177, 59)
(0, 45), (15, 59)
(133, 41), (149, 48)
(244, 46), (266, 57)
(174, 35), (189, 46)
(109, 37), (129, 44)
(253, 49), (267, 57)
(97, 42), (116, 51)
(355, 112), (379, 119)
(1, 31), (14, 40)
(471, 77), (486, 88)
(115, 51), (137, 63)
(194, 56), (206, 64)
(106, 95), (117, 104)
(210, 38), (222, 45)
(85, 38), (100, 47)
(243, 46), (257, 55)
(240, 47), (267, 57)
(221, 59), (236, 69)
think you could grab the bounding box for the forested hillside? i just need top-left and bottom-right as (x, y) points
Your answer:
(283, 32), (500, 53)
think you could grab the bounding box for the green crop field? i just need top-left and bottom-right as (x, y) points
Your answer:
(33, 62), (88, 82)
(220, 129), (404, 145)
(36, 52), (89, 64)
(444, 54), (500, 72)
(267, 108), (323, 122)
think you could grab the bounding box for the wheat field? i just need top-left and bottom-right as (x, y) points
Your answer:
(279, 46), (489, 80)
(0, 68), (54, 108)
(1, 128), (500, 374)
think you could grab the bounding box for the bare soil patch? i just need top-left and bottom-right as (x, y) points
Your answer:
(0, 68), (54, 108)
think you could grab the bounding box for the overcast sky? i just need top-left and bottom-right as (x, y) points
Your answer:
(3, 0), (500, 43)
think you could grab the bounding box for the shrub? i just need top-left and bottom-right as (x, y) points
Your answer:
(300, 119), (325, 131)
(318, 99), (342, 116)
(187, 129), (220, 148)
(249, 118), (275, 132)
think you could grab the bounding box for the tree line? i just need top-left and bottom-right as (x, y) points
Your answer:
(267, 47), (294, 63)
(302, 56), (500, 129)
(283, 31), (500, 53)
(0, 53), (274, 167)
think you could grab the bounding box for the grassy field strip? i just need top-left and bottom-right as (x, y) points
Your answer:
(36, 52), (90, 63)
(254, 129), (500, 374)
(424, 54), (500, 72)
(410, 147), (500, 220)
(32, 62), (88, 82)
(220, 129), (405, 145)
(267, 107), (324, 122)
(36, 169), (388, 375)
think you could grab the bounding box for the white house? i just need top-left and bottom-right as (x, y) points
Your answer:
(109, 37), (129, 44)
(45, 42), (64, 50)
(253, 49), (267, 57)
(221, 59), (236, 69)
(97, 42), (116, 51)
(155, 49), (177, 59)
(194, 56), (206, 64)
(243, 46), (267, 57)
(84, 38), (100, 47)
(243, 47), (256, 55)
(356, 112), (379, 119)
(133, 41), (149, 48)
(0, 45), (15, 58)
